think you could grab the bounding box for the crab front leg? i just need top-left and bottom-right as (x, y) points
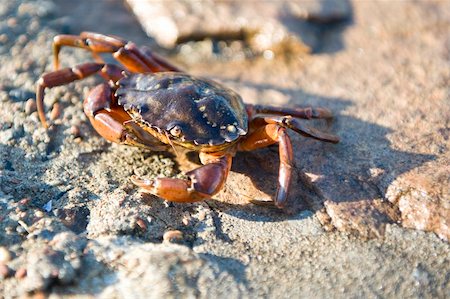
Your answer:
(132, 153), (232, 203)
(239, 125), (294, 208)
(83, 84), (169, 150)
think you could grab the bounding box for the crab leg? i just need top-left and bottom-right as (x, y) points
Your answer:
(36, 63), (119, 128)
(36, 63), (124, 128)
(83, 84), (168, 149)
(253, 115), (340, 143)
(52, 32), (180, 72)
(239, 125), (294, 207)
(132, 154), (232, 203)
(246, 104), (334, 120)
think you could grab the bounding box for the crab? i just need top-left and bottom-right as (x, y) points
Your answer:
(36, 32), (339, 208)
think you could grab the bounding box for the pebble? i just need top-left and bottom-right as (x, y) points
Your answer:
(25, 98), (37, 114)
(8, 89), (35, 102)
(136, 217), (147, 231)
(0, 247), (12, 263)
(0, 263), (11, 279)
(163, 230), (183, 243)
(50, 102), (61, 121)
(182, 216), (190, 226)
(6, 17), (17, 28)
(18, 197), (31, 206)
(197, 209), (206, 221)
(15, 267), (27, 279)
(70, 125), (81, 138)
(35, 210), (45, 218)
(30, 291), (46, 299)
(0, 34), (8, 44)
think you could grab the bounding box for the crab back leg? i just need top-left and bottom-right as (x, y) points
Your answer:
(246, 104), (334, 120)
(53, 32), (180, 73)
(258, 115), (340, 143)
(36, 62), (124, 128)
(239, 125), (294, 208)
(131, 153), (232, 203)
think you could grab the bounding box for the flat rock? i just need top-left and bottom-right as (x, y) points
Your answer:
(126, 0), (352, 56)
(386, 160), (449, 241)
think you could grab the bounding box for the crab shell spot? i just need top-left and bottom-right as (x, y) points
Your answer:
(226, 124), (237, 133)
(220, 127), (239, 142)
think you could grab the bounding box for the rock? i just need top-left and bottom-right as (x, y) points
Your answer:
(125, 0), (351, 55)
(14, 268), (27, 279)
(0, 263), (11, 279)
(8, 88), (35, 102)
(289, 0), (352, 23)
(0, 247), (12, 263)
(162, 229), (183, 244)
(50, 102), (61, 121)
(386, 162), (449, 241)
(89, 239), (245, 298)
(323, 199), (397, 238)
(24, 98), (37, 114)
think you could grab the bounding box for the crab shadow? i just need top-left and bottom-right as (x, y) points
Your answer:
(203, 84), (435, 222)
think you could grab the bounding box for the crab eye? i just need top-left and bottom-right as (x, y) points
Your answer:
(169, 125), (183, 137)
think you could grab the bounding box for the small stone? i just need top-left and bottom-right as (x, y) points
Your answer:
(8, 89), (35, 102)
(136, 217), (147, 231)
(16, 225), (27, 235)
(18, 197), (31, 206)
(17, 34), (28, 45)
(15, 267), (27, 279)
(163, 230), (183, 243)
(197, 210), (206, 221)
(31, 291), (46, 299)
(0, 247), (12, 263)
(0, 263), (11, 279)
(6, 17), (17, 28)
(50, 103), (61, 121)
(35, 210), (45, 218)
(25, 98), (37, 115)
(182, 215), (191, 226)
(0, 34), (8, 44)
(70, 125), (81, 138)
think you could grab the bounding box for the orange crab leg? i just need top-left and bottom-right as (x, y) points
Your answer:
(239, 125), (294, 207)
(253, 115), (340, 143)
(53, 34), (122, 69)
(132, 154), (232, 203)
(52, 32), (180, 73)
(84, 84), (168, 149)
(36, 63), (124, 128)
(113, 48), (152, 73)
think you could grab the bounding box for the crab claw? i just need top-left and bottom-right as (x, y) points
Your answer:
(131, 175), (195, 202)
(130, 154), (232, 203)
(131, 176), (155, 190)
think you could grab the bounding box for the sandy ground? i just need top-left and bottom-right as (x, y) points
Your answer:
(0, 0), (449, 298)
